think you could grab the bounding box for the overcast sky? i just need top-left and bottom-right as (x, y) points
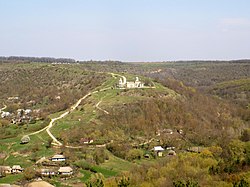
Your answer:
(0, 0), (250, 61)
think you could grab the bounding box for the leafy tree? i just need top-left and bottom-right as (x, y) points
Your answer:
(186, 179), (199, 187)
(173, 179), (199, 187)
(126, 149), (143, 161)
(86, 178), (104, 187)
(117, 176), (130, 187)
(233, 178), (249, 187)
(240, 129), (250, 142)
(173, 180), (186, 187)
(244, 142), (250, 164)
(0, 119), (10, 127)
(93, 149), (109, 164)
(228, 140), (245, 164)
(208, 146), (223, 158)
(107, 142), (131, 159)
(24, 167), (37, 180)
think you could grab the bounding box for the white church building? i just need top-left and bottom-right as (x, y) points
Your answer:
(118, 76), (144, 88)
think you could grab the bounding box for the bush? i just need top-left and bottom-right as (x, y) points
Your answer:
(93, 149), (109, 165)
(86, 173), (104, 187)
(233, 178), (249, 187)
(117, 176), (130, 187)
(75, 160), (91, 170)
(173, 179), (199, 187)
(240, 129), (250, 142)
(107, 142), (131, 159)
(126, 149), (144, 161)
(24, 167), (37, 180)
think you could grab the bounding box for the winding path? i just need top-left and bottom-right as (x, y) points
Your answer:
(0, 104), (7, 112)
(95, 100), (109, 115)
(27, 83), (113, 146)
(28, 92), (93, 145)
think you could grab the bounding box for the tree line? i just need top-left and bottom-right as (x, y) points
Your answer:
(0, 56), (75, 63)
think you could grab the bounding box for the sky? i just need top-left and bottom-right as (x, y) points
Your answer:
(0, 0), (250, 61)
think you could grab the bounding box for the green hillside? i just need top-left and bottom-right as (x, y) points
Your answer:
(0, 61), (250, 187)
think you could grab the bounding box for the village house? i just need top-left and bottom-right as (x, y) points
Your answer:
(7, 96), (19, 101)
(118, 76), (144, 89)
(17, 109), (32, 117)
(156, 128), (174, 136)
(24, 109), (32, 115)
(0, 166), (12, 174)
(40, 168), (57, 177)
(1, 111), (11, 118)
(11, 108), (33, 125)
(58, 166), (73, 176)
(11, 118), (21, 124)
(166, 146), (175, 150)
(51, 154), (66, 162)
(152, 146), (165, 157)
(80, 138), (94, 144)
(11, 165), (23, 174)
(177, 129), (184, 134)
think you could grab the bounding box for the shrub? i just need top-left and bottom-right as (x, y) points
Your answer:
(24, 167), (37, 180)
(74, 160), (91, 170)
(126, 149), (144, 161)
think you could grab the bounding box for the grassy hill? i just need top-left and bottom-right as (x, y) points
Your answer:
(0, 61), (250, 186)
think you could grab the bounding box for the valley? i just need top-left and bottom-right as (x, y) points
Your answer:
(0, 60), (250, 187)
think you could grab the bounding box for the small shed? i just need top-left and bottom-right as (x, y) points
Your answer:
(51, 154), (66, 162)
(152, 146), (164, 157)
(12, 165), (23, 173)
(80, 138), (94, 144)
(168, 150), (177, 156)
(40, 168), (57, 176)
(20, 135), (30, 144)
(58, 166), (73, 176)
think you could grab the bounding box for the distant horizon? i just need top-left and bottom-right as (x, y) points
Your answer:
(1, 55), (250, 63)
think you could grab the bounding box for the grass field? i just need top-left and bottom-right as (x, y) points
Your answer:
(0, 125), (54, 169)
(0, 173), (24, 183)
(100, 151), (135, 173)
(80, 169), (92, 182)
